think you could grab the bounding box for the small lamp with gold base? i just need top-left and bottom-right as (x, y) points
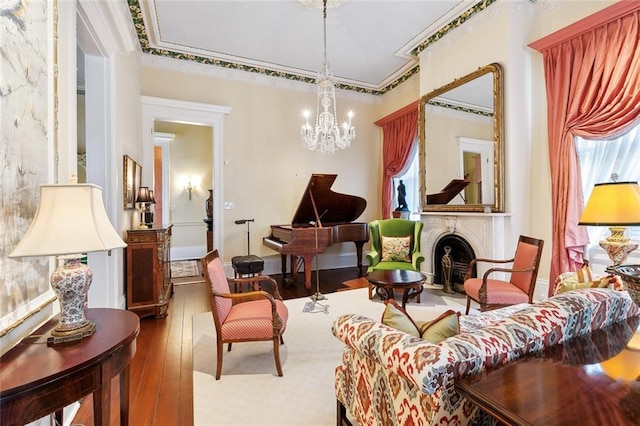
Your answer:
(578, 181), (640, 268)
(136, 186), (155, 229)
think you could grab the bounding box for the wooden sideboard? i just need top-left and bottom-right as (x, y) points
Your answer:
(125, 225), (173, 318)
(0, 309), (139, 426)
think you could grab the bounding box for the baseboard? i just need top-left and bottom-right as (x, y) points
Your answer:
(171, 245), (207, 261)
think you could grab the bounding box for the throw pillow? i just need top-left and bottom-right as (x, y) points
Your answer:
(554, 265), (614, 294)
(416, 310), (461, 344)
(381, 299), (420, 337)
(381, 235), (412, 262)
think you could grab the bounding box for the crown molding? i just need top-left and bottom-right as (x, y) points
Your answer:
(77, 0), (139, 56)
(141, 54), (381, 105)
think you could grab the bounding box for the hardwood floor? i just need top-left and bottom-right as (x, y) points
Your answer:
(72, 266), (364, 425)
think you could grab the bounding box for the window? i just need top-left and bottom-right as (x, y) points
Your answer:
(575, 121), (640, 270)
(392, 135), (419, 213)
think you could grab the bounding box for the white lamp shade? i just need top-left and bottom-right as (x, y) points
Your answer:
(9, 184), (127, 257)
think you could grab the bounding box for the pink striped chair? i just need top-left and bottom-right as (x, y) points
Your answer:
(463, 235), (544, 314)
(200, 250), (288, 379)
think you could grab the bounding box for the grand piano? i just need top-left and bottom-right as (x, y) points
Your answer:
(263, 174), (369, 291)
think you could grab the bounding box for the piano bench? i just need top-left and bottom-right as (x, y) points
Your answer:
(231, 255), (265, 292)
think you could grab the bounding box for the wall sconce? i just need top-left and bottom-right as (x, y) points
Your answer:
(185, 180), (195, 200)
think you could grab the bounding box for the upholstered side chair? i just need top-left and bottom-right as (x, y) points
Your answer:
(366, 219), (425, 298)
(463, 235), (544, 314)
(200, 250), (288, 379)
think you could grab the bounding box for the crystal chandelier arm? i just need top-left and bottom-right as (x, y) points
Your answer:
(300, 0), (354, 154)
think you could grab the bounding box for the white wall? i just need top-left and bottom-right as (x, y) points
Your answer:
(140, 62), (383, 269)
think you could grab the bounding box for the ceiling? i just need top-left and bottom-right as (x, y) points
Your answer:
(131, 0), (497, 95)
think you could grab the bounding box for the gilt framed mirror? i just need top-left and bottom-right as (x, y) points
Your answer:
(418, 63), (504, 212)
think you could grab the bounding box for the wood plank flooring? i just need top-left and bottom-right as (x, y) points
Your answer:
(72, 266), (363, 426)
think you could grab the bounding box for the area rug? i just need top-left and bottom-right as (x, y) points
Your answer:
(192, 286), (469, 425)
(171, 260), (203, 285)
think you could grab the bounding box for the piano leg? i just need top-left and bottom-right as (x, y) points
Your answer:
(300, 254), (315, 291)
(354, 241), (366, 270)
(280, 254), (287, 276)
(290, 255), (299, 281)
(281, 255), (301, 285)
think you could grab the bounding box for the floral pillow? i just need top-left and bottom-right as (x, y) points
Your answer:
(381, 235), (412, 262)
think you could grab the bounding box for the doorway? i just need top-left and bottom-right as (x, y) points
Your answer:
(153, 122), (213, 260)
(141, 96), (231, 260)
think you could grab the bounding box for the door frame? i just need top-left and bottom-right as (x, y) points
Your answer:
(141, 96), (231, 258)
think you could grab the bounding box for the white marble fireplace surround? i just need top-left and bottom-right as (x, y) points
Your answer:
(419, 212), (511, 284)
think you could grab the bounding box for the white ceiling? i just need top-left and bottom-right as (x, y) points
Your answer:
(136, 0), (487, 94)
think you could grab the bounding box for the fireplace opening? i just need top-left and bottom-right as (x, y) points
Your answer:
(434, 234), (476, 294)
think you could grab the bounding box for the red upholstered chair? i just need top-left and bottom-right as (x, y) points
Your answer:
(463, 235), (544, 314)
(200, 250), (288, 379)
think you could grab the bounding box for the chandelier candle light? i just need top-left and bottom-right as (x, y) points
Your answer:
(301, 0), (355, 153)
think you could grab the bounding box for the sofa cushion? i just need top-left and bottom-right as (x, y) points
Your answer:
(381, 235), (411, 262)
(416, 310), (461, 343)
(381, 299), (420, 337)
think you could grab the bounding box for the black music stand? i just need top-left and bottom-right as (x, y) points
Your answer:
(231, 219), (264, 292)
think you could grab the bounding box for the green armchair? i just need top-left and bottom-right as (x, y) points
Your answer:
(366, 219), (425, 297)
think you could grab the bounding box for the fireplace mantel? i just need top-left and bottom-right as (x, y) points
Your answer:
(418, 212), (511, 284)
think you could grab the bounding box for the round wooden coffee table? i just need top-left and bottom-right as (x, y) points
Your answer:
(366, 269), (426, 308)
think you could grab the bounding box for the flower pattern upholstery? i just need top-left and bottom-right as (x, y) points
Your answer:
(333, 289), (638, 425)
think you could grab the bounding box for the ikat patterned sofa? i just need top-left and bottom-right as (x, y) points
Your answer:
(332, 288), (639, 425)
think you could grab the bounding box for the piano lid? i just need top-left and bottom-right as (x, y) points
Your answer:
(426, 179), (470, 204)
(291, 174), (367, 226)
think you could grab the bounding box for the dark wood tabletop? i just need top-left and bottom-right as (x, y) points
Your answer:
(0, 308), (140, 426)
(456, 316), (640, 425)
(366, 269), (426, 286)
(366, 269), (426, 308)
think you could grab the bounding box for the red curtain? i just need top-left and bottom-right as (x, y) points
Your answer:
(375, 102), (419, 219)
(530, 3), (640, 294)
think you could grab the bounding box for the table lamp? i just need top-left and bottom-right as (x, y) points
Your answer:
(9, 184), (126, 344)
(578, 181), (640, 267)
(136, 186), (155, 228)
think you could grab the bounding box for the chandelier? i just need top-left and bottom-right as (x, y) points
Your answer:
(301, 0), (355, 154)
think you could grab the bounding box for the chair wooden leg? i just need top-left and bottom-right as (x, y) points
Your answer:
(215, 340), (224, 380)
(273, 337), (283, 377)
(465, 296), (471, 315)
(337, 399), (353, 426)
(227, 342), (232, 351)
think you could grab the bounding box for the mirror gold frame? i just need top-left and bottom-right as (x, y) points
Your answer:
(418, 63), (504, 212)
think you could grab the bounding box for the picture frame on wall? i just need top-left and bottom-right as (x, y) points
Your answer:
(134, 160), (142, 206)
(124, 155), (135, 209)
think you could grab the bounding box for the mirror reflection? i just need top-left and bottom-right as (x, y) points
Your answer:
(419, 63), (504, 212)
